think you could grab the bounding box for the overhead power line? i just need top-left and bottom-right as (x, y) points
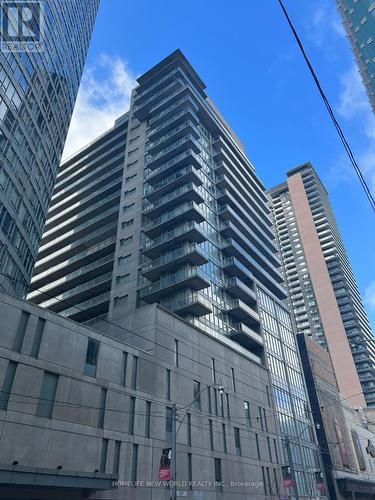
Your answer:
(277, 0), (375, 214)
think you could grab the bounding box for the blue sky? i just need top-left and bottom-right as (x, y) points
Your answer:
(63, 0), (375, 330)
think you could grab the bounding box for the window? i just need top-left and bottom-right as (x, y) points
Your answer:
(187, 413), (192, 446)
(145, 401), (151, 438)
(219, 392), (224, 418)
(258, 407), (264, 431)
(266, 467), (273, 495)
(261, 467), (267, 495)
(125, 173), (137, 182)
(36, 372), (59, 418)
(193, 380), (201, 409)
(114, 294), (128, 307)
(124, 187), (136, 197)
(222, 423), (227, 453)
(231, 368), (236, 392)
(84, 338), (99, 376)
(100, 439), (108, 473)
(121, 218), (134, 229)
(174, 339), (179, 367)
(244, 401), (251, 426)
(131, 355), (138, 389)
(98, 388), (107, 428)
(123, 202), (135, 213)
(211, 358), (216, 382)
(131, 444), (138, 483)
(267, 437), (272, 462)
(255, 433), (261, 460)
(118, 253), (131, 265)
(274, 439), (279, 463)
(113, 441), (121, 475)
(226, 393), (230, 419)
(207, 387), (212, 414)
(119, 237), (133, 247)
(263, 408), (268, 431)
(234, 427), (241, 456)
(214, 458), (222, 491)
(31, 317), (45, 358)
(129, 396), (136, 435)
(209, 419), (214, 450)
(0, 361), (17, 410)
(122, 352), (128, 386)
(213, 388), (218, 416)
(13, 310), (29, 352)
(166, 407), (172, 441)
(166, 369), (171, 400)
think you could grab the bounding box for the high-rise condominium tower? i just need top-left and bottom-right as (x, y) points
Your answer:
(0, 0), (99, 297)
(30, 50), (324, 497)
(268, 163), (374, 407)
(337, 0), (375, 114)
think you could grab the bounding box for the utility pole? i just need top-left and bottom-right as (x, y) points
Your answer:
(171, 403), (177, 500)
(285, 436), (299, 500)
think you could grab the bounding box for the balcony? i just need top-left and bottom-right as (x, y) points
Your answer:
(141, 244), (209, 281)
(135, 67), (181, 103)
(139, 267), (210, 302)
(229, 322), (263, 352)
(143, 184), (204, 219)
(144, 165), (204, 202)
(161, 291), (212, 316)
(143, 202), (205, 240)
(145, 134), (201, 170)
(142, 222), (206, 259)
(147, 120), (200, 155)
(133, 79), (185, 120)
(225, 277), (257, 305)
(222, 257), (255, 286)
(147, 107), (199, 140)
(226, 299), (260, 327)
(221, 238), (287, 300)
(148, 95), (199, 128)
(144, 149), (204, 185)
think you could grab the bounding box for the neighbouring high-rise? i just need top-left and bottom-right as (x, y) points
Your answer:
(0, 0), (99, 297)
(337, 0), (375, 114)
(268, 163), (375, 407)
(29, 50), (325, 498)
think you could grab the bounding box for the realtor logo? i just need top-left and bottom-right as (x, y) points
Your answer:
(1, 0), (44, 52)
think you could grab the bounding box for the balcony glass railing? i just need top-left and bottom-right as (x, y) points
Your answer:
(142, 244), (207, 273)
(146, 134), (199, 167)
(144, 149), (204, 180)
(149, 84), (188, 114)
(143, 203), (205, 233)
(144, 165), (203, 196)
(139, 267), (209, 297)
(144, 221), (203, 249)
(148, 95), (197, 125)
(135, 68), (181, 100)
(161, 291), (211, 313)
(143, 183), (203, 213)
(133, 78), (184, 111)
(148, 107), (198, 138)
(147, 120), (199, 151)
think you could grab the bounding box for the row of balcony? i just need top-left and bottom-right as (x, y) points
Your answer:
(145, 134), (201, 170)
(141, 243), (209, 281)
(147, 106), (199, 141)
(133, 78), (185, 120)
(143, 183), (204, 219)
(139, 266), (210, 302)
(147, 120), (200, 155)
(143, 220), (206, 258)
(134, 67), (181, 102)
(148, 95), (199, 128)
(144, 148), (204, 185)
(144, 165), (204, 202)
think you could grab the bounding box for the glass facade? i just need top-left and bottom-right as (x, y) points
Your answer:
(0, 0), (99, 296)
(258, 287), (322, 498)
(337, 0), (375, 114)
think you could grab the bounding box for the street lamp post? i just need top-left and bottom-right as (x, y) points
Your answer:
(170, 380), (225, 500)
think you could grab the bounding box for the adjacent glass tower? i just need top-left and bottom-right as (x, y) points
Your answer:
(0, 0), (99, 297)
(337, 0), (375, 114)
(30, 50), (324, 498)
(268, 163), (374, 407)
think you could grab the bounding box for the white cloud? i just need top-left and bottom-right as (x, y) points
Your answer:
(62, 54), (136, 160)
(335, 65), (375, 194)
(365, 282), (375, 310)
(305, 1), (345, 52)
